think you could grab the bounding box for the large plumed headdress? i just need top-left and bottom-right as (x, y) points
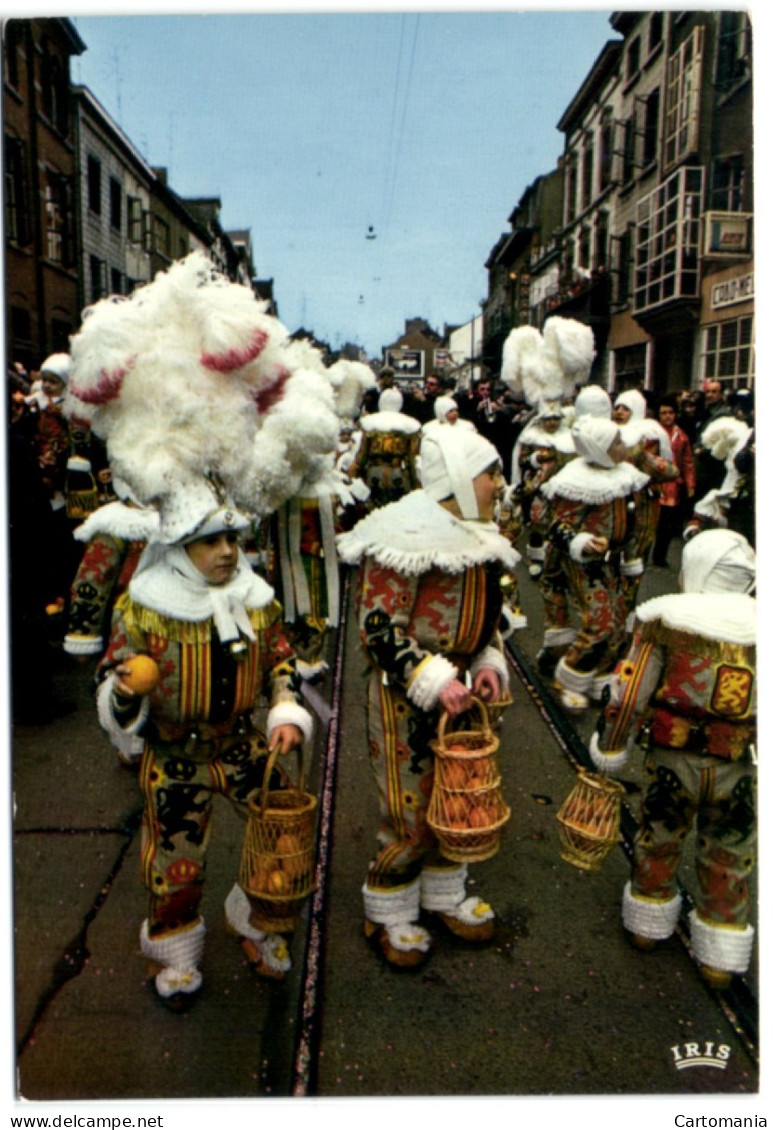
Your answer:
(327, 358), (376, 421)
(501, 316), (595, 409)
(64, 251), (340, 543)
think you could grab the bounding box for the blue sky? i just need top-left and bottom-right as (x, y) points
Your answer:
(67, 6), (616, 358)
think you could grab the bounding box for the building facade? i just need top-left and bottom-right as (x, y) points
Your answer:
(4, 17), (86, 370)
(73, 84), (155, 311)
(483, 10), (754, 399)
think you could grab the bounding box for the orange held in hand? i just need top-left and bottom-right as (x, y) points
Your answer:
(121, 654), (161, 695)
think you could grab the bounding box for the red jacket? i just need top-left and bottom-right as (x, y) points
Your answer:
(659, 424), (695, 507)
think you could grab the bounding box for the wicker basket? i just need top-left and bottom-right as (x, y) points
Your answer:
(485, 690), (514, 729)
(555, 768), (625, 871)
(238, 747), (318, 932)
(427, 698), (511, 863)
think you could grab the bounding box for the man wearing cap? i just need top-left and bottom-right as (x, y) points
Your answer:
(589, 530), (756, 990)
(98, 487), (314, 1005)
(338, 427), (518, 968)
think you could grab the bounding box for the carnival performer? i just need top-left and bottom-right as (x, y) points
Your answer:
(533, 384), (613, 676)
(612, 389), (678, 620)
(589, 530), (756, 989)
(500, 318), (598, 675)
(65, 251), (340, 1006)
(421, 394), (477, 433)
(541, 415), (649, 713)
(63, 479), (160, 765)
(510, 400), (575, 579)
(684, 416), (752, 541)
(337, 426), (518, 968)
(349, 386), (422, 509)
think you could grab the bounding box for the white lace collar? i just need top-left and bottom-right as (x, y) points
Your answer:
(541, 458), (649, 504)
(337, 489), (519, 574)
(129, 546), (275, 641)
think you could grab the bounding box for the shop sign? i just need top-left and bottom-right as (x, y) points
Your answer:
(710, 272), (754, 310)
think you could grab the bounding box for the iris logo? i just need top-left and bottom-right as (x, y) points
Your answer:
(671, 1041), (731, 1070)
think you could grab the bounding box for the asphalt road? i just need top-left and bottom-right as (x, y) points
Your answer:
(9, 533), (760, 1118)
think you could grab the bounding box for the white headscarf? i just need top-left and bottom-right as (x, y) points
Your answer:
(680, 529), (756, 595)
(419, 427), (500, 520)
(574, 385), (611, 419)
(571, 416), (620, 468)
(614, 388), (646, 421)
(378, 387), (403, 413)
(434, 395), (459, 422)
(129, 544), (274, 641)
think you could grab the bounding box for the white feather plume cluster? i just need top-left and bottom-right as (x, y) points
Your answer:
(65, 251), (340, 521)
(327, 359), (377, 420)
(501, 316), (595, 406)
(700, 416), (751, 463)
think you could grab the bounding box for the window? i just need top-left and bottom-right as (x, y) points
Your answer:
(716, 11), (751, 89)
(613, 227), (634, 304)
(51, 317), (72, 354)
(702, 316), (753, 388)
(109, 177), (122, 231)
(87, 155), (102, 215)
(595, 210), (609, 271)
(564, 154), (578, 225)
(626, 37), (641, 82)
(5, 21), (23, 89)
(40, 43), (68, 134)
(4, 134), (29, 245)
(45, 171), (73, 265)
(598, 109), (614, 193)
(641, 88), (660, 167)
(152, 215), (171, 257)
(621, 115), (636, 184)
(614, 344), (647, 390)
(110, 268), (123, 295)
(581, 133), (593, 210)
(711, 154), (746, 212)
(649, 12), (663, 53)
(579, 226), (591, 273)
(89, 255), (105, 303)
(11, 306), (32, 347)
(634, 167), (704, 313)
(664, 27), (704, 168)
(127, 195), (143, 243)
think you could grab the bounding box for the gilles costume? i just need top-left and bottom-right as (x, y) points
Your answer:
(535, 384), (613, 674)
(338, 427), (518, 966)
(510, 400), (576, 579)
(99, 527), (312, 998)
(613, 389), (678, 618)
(349, 387), (422, 510)
(590, 530), (756, 987)
(541, 416), (649, 712)
(66, 251), (343, 1005)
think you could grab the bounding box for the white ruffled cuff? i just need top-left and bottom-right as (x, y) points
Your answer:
(363, 878), (421, 926)
(689, 910), (754, 974)
(620, 556), (644, 578)
(622, 883), (682, 941)
(63, 633), (103, 657)
(569, 532), (596, 563)
(96, 673), (150, 745)
(469, 645), (509, 694)
(266, 700), (314, 745)
(406, 654), (459, 711)
(589, 731), (629, 774)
